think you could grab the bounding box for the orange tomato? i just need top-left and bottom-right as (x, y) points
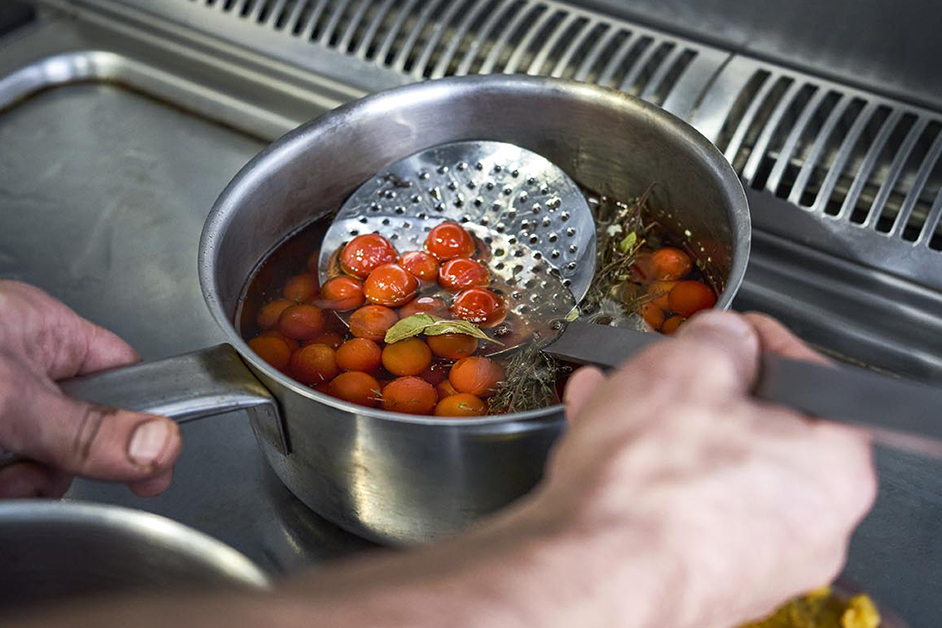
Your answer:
(382, 376), (437, 415)
(320, 276), (364, 311)
(363, 264), (418, 307)
(307, 331), (344, 349)
(426, 221), (475, 261)
(328, 371), (382, 407)
(641, 302), (666, 331)
(349, 305), (398, 341)
(340, 233), (398, 279)
(668, 281), (717, 318)
(661, 315), (685, 335)
(449, 357), (505, 398)
(437, 379), (459, 399)
(382, 338), (433, 377)
(259, 329), (299, 351)
(427, 333), (478, 360)
(277, 303), (326, 340)
(450, 288), (506, 328)
(289, 344), (339, 384)
(256, 298), (293, 330)
(650, 247), (693, 281)
(399, 296), (449, 319)
(247, 335), (292, 372)
(435, 393), (487, 417)
(647, 280), (678, 310)
(438, 257), (490, 292)
(398, 251), (440, 282)
(283, 273), (319, 302)
(336, 338), (382, 372)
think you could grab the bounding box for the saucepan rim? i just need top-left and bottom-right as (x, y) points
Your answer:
(199, 75), (750, 427)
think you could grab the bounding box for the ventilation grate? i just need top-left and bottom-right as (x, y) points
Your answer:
(708, 63), (942, 253)
(174, 0), (721, 115)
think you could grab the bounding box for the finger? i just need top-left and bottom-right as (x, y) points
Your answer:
(0, 378), (181, 483)
(74, 321), (141, 375)
(128, 467), (175, 497)
(742, 312), (830, 365)
(563, 367), (606, 421)
(0, 461), (71, 498)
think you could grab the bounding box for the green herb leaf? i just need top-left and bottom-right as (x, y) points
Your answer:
(617, 231), (637, 254)
(564, 307), (580, 323)
(384, 314), (502, 345)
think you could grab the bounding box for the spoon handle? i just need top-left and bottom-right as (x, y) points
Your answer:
(545, 321), (942, 458)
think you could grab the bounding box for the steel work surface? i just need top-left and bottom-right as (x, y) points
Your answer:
(0, 27), (940, 628)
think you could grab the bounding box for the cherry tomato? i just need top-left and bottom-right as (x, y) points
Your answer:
(661, 315), (685, 335)
(438, 257), (490, 292)
(248, 335), (292, 372)
(427, 333), (478, 360)
(349, 305), (398, 341)
(419, 362), (449, 387)
(437, 379), (459, 399)
(363, 264), (418, 307)
(320, 276), (364, 311)
(256, 298), (293, 330)
(450, 288), (506, 328)
(328, 371), (382, 407)
(382, 338), (433, 377)
(259, 329), (299, 351)
(340, 234), (398, 279)
(448, 357), (505, 398)
(399, 296), (449, 319)
(382, 376), (437, 415)
(647, 280), (678, 310)
(306, 251), (320, 274)
(650, 247), (693, 281)
(435, 393), (487, 417)
(277, 303), (326, 340)
(283, 273), (319, 302)
(668, 281), (717, 318)
(306, 331), (344, 349)
(629, 252), (654, 284)
(336, 338), (383, 372)
(426, 221), (475, 261)
(398, 251), (440, 282)
(641, 302), (665, 331)
(289, 344), (339, 384)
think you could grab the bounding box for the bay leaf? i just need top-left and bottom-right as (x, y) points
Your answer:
(384, 314), (502, 345)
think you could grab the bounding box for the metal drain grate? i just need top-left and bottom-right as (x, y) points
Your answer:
(691, 56), (942, 290)
(140, 0), (729, 118)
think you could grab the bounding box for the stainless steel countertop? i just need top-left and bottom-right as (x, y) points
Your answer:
(0, 11), (939, 628)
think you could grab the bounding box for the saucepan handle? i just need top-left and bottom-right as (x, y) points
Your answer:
(546, 321), (942, 458)
(0, 344), (286, 471)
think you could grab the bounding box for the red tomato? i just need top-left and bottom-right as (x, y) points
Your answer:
(256, 299), (293, 330)
(283, 273), (319, 302)
(289, 344), (339, 384)
(259, 329), (299, 352)
(398, 251), (440, 282)
(448, 357), (505, 398)
(450, 288), (506, 329)
(419, 362), (449, 387)
(435, 393), (487, 417)
(363, 264), (418, 307)
(328, 372), (382, 407)
(336, 338), (383, 372)
(661, 315), (685, 335)
(247, 336), (292, 372)
(277, 304), (326, 340)
(426, 222), (475, 261)
(349, 305), (399, 341)
(650, 247), (693, 281)
(438, 257), (490, 292)
(382, 377), (437, 415)
(399, 296), (449, 319)
(306, 331), (344, 349)
(340, 234), (398, 279)
(668, 281), (717, 318)
(320, 276), (365, 311)
(427, 333), (478, 360)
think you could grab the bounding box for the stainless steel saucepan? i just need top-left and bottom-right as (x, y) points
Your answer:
(5, 76), (751, 544)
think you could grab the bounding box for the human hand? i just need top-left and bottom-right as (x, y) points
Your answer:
(523, 311), (876, 628)
(0, 281), (181, 498)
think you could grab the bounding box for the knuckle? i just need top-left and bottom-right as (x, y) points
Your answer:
(69, 404), (118, 472)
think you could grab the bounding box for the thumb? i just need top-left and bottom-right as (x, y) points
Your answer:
(2, 377), (181, 484)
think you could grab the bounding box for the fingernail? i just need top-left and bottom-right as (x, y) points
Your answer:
(678, 311), (753, 341)
(127, 420), (170, 465)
